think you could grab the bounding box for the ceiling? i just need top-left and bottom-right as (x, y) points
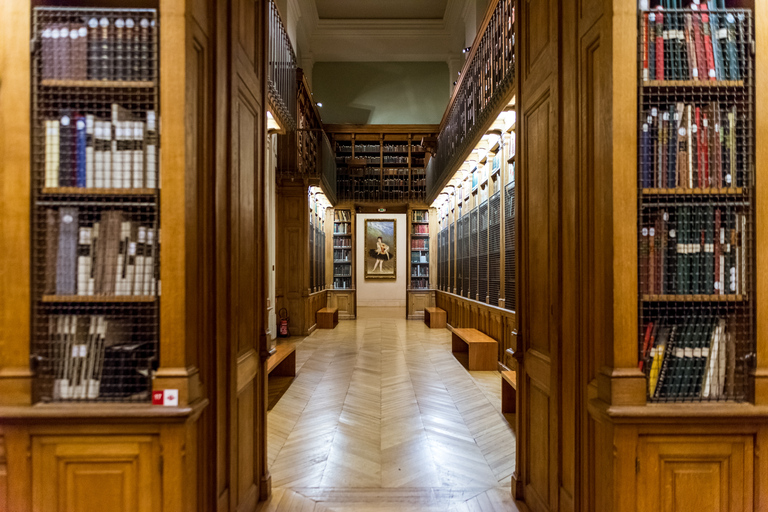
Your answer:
(314, 0), (449, 20)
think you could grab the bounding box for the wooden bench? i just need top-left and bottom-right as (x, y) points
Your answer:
(317, 307), (339, 329)
(501, 370), (517, 413)
(450, 327), (498, 371)
(424, 307), (446, 328)
(267, 343), (296, 377)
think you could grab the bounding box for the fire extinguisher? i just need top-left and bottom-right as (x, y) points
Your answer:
(278, 308), (290, 338)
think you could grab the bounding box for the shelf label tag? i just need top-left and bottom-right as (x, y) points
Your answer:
(152, 389), (179, 406)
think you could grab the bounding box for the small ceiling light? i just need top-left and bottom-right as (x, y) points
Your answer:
(462, 46), (471, 53)
(316, 102), (323, 107)
(453, 81), (457, 86)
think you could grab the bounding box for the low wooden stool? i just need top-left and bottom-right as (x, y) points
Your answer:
(450, 327), (498, 371)
(317, 307), (339, 329)
(424, 307), (446, 328)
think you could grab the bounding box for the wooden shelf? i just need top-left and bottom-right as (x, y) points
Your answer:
(42, 187), (157, 196)
(641, 294), (746, 302)
(643, 80), (745, 88)
(42, 295), (157, 303)
(642, 187), (746, 196)
(40, 79), (155, 88)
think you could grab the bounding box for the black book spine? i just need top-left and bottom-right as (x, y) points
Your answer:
(114, 18), (125, 81)
(124, 18), (135, 81)
(86, 18), (100, 80)
(98, 17), (112, 81)
(139, 18), (150, 81)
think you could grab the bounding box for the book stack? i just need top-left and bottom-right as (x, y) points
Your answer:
(44, 105), (158, 190)
(413, 211), (429, 222)
(45, 208), (159, 297)
(641, 1), (745, 82)
(41, 15), (156, 82)
(640, 102), (743, 189)
(640, 206), (746, 296)
(413, 224), (429, 235)
(640, 317), (740, 400)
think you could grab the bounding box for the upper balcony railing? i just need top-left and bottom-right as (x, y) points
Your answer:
(277, 69), (337, 202)
(268, 0), (297, 131)
(426, 0), (515, 202)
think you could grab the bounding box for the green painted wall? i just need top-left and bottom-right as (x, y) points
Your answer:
(312, 62), (450, 125)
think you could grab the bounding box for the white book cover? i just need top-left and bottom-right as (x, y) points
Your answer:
(111, 133), (118, 190)
(146, 111), (157, 189)
(94, 121), (104, 187)
(124, 121), (133, 188)
(53, 316), (64, 400)
(133, 121), (144, 188)
(87, 316), (107, 399)
(60, 315), (74, 400)
(116, 222), (131, 295)
(126, 240), (137, 295)
(45, 120), (60, 188)
(104, 123), (112, 188)
(134, 226), (146, 295)
(77, 227), (91, 296)
(85, 115), (95, 188)
(144, 228), (154, 295)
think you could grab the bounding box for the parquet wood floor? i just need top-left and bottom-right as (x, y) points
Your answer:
(261, 307), (520, 512)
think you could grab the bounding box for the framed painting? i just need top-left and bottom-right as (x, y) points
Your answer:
(364, 219), (396, 280)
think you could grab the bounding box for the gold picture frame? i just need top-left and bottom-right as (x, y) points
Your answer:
(364, 219), (397, 280)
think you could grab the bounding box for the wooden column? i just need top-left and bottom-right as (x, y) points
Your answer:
(0, 0), (32, 406)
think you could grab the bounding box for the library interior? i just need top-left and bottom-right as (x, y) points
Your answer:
(1, 0), (767, 510)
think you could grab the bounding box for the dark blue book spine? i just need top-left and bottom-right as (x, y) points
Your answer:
(76, 115), (87, 188)
(55, 207), (78, 295)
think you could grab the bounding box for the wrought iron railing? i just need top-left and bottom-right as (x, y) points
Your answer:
(426, 0), (515, 201)
(268, 0), (297, 131)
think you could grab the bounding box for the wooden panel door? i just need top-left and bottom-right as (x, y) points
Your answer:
(32, 436), (160, 512)
(638, 436), (754, 512)
(516, 0), (560, 510)
(215, 0), (269, 510)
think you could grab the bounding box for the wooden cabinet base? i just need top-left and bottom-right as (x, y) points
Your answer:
(588, 399), (768, 511)
(0, 400), (207, 512)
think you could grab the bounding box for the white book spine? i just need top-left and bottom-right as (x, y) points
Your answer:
(134, 226), (146, 296)
(85, 115), (95, 188)
(104, 123), (112, 188)
(146, 111), (157, 189)
(77, 227), (90, 296)
(133, 121), (144, 188)
(144, 228), (154, 295)
(111, 131), (118, 190)
(53, 316), (64, 400)
(126, 240), (136, 296)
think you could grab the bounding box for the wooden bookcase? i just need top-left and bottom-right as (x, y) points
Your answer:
(409, 209), (430, 290)
(326, 124), (438, 204)
(328, 208), (356, 320)
(0, 0), (274, 509)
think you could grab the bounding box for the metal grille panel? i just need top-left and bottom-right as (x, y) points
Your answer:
(504, 183), (516, 310)
(479, 201), (489, 303)
(469, 208), (479, 300)
(450, 223), (455, 292)
(637, 8), (755, 402)
(32, 7), (160, 402)
(489, 192), (501, 305)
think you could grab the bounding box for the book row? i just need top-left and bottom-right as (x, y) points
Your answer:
(411, 253), (429, 264)
(45, 315), (153, 401)
(413, 224), (429, 234)
(333, 265), (352, 277)
(413, 210), (429, 222)
(334, 210), (351, 221)
(44, 208), (159, 297)
(333, 250), (351, 262)
(411, 278), (429, 289)
(333, 277), (352, 289)
(44, 106), (158, 190)
(334, 238), (352, 248)
(640, 206), (746, 296)
(640, 102), (745, 190)
(641, 1), (746, 82)
(411, 267), (429, 277)
(641, 316), (740, 400)
(40, 16), (156, 82)
(412, 239), (429, 250)
(333, 224), (351, 234)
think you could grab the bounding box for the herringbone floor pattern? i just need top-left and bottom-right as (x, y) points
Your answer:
(260, 307), (520, 512)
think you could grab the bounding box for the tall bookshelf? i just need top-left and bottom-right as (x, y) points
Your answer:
(327, 126), (438, 204)
(410, 210), (430, 289)
(31, 7), (160, 402)
(333, 209), (353, 289)
(637, 4), (755, 402)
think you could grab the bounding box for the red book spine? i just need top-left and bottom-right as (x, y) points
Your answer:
(702, 112), (710, 187)
(643, 13), (649, 82)
(695, 107), (703, 188)
(692, 8), (707, 82)
(656, 11), (665, 81)
(701, 6), (716, 81)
